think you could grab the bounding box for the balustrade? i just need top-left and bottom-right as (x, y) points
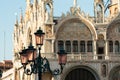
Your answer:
(41, 53), (120, 62)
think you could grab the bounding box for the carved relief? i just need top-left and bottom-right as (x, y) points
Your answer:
(101, 63), (107, 77)
(46, 25), (53, 38)
(98, 34), (104, 40)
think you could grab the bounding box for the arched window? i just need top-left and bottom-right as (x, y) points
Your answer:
(66, 41), (71, 53)
(58, 40), (64, 51)
(109, 41), (113, 52)
(80, 41), (85, 52)
(115, 41), (119, 53)
(87, 41), (93, 52)
(73, 41), (78, 52)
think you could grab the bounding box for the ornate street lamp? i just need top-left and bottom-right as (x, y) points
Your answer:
(26, 44), (36, 62)
(19, 45), (37, 75)
(19, 49), (28, 66)
(34, 28), (45, 80)
(57, 49), (67, 73)
(19, 28), (67, 80)
(34, 28), (45, 46)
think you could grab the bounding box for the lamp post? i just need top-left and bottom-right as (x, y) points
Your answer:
(19, 28), (67, 80)
(0, 69), (2, 78)
(34, 28), (45, 80)
(57, 49), (67, 73)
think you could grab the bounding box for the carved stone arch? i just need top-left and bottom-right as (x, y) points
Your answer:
(61, 65), (100, 80)
(24, 20), (33, 46)
(55, 16), (97, 40)
(45, 1), (53, 22)
(96, 3), (104, 10)
(96, 3), (104, 15)
(109, 65), (120, 80)
(94, 0), (105, 23)
(45, 2), (52, 12)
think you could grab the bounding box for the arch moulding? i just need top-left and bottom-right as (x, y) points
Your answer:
(61, 64), (100, 80)
(55, 16), (97, 40)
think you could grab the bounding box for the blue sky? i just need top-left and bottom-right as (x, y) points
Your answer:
(0, 0), (93, 61)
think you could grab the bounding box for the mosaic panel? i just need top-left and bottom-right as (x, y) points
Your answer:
(57, 21), (92, 40)
(107, 24), (120, 40)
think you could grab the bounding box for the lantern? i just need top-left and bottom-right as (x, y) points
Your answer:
(57, 50), (67, 65)
(26, 44), (36, 62)
(34, 28), (45, 45)
(19, 49), (28, 65)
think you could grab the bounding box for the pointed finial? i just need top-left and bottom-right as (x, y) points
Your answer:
(20, 8), (23, 23)
(26, 0), (31, 6)
(74, 0), (77, 7)
(14, 12), (18, 26)
(34, 0), (38, 7)
(34, 0), (38, 4)
(26, 0), (30, 3)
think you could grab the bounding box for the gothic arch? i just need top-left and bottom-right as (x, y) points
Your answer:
(61, 65), (100, 80)
(55, 16), (97, 40)
(96, 3), (104, 11)
(45, 1), (53, 23)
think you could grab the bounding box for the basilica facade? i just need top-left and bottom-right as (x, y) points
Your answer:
(3, 0), (120, 80)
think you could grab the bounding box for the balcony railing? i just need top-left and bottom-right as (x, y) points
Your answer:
(41, 53), (120, 62)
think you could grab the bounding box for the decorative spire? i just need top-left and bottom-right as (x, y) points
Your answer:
(26, 0), (31, 7)
(26, 0), (30, 3)
(20, 8), (23, 23)
(74, 0), (77, 7)
(34, 0), (38, 6)
(15, 13), (18, 26)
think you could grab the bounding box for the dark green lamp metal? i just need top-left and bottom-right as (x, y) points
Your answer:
(19, 28), (67, 80)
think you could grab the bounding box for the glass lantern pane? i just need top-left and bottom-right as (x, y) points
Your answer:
(33, 50), (37, 59)
(58, 55), (62, 64)
(40, 35), (44, 45)
(27, 50), (33, 61)
(35, 35), (44, 45)
(27, 50), (37, 61)
(61, 55), (67, 64)
(21, 55), (28, 64)
(35, 35), (40, 45)
(58, 54), (67, 64)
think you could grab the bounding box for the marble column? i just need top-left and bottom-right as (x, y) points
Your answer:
(93, 40), (97, 60)
(105, 40), (109, 60)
